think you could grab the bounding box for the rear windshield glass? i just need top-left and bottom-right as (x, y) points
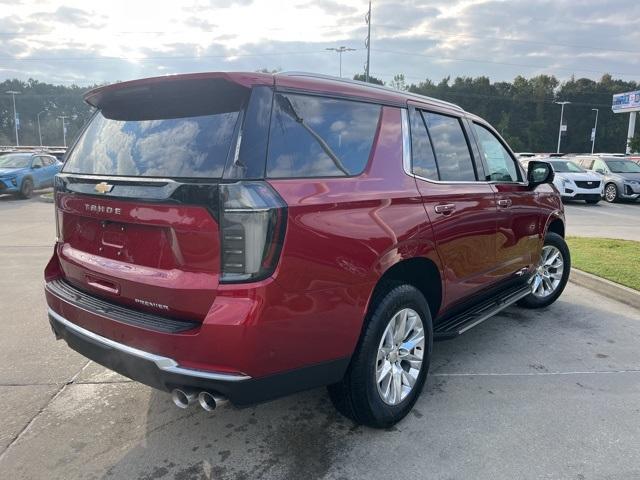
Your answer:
(64, 78), (246, 179)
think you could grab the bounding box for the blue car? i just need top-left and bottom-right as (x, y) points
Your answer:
(0, 152), (63, 199)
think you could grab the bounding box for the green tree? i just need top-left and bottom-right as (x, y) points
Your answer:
(353, 73), (384, 85)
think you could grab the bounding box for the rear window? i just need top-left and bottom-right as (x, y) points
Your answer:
(266, 93), (381, 178)
(64, 78), (246, 179)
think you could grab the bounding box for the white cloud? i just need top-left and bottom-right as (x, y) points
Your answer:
(0, 0), (638, 85)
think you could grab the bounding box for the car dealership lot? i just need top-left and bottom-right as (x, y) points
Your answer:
(1, 196), (639, 480)
(563, 199), (640, 241)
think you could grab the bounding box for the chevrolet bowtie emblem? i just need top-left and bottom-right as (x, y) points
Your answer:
(94, 182), (113, 194)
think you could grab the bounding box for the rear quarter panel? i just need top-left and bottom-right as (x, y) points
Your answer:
(263, 106), (441, 368)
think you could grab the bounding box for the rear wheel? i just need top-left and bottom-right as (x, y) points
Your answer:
(328, 283), (433, 428)
(19, 178), (34, 199)
(518, 232), (570, 309)
(604, 183), (618, 203)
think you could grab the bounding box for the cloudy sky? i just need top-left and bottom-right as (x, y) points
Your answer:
(1, 0), (639, 86)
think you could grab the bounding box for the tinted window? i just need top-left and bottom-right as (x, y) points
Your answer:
(266, 93), (381, 178)
(64, 111), (240, 178)
(423, 112), (475, 181)
(410, 110), (438, 179)
(32, 157), (43, 168)
(473, 123), (519, 182)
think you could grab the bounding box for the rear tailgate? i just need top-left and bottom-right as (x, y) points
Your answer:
(56, 185), (220, 321)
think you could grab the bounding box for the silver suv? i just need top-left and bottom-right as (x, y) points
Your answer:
(574, 156), (640, 202)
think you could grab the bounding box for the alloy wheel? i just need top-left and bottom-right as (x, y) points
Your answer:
(605, 184), (617, 202)
(530, 245), (564, 298)
(375, 308), (425, 405)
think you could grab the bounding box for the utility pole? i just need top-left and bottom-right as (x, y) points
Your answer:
(326, 46), (355, 77)
(58, 115), (69, 147)
(364, 1), (371, 83)
(6, 90), (21, 146)
(37, 110), (48, 147)
(555, 101), (570, 154)
(590, 108), (599, 154)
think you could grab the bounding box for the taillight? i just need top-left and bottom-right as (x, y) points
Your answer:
(219, 181), (287, 283)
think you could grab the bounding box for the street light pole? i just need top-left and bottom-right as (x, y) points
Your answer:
(58, 115), (69, 147)
(591, 108), (599, 154)
(37, 110), (47, 147)
(326, 46), (356, 77)
(555, 101), (571, 154)
(6, 90), (21, 146)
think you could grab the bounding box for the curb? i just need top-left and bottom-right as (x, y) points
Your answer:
(569, 268), (640, 310)
(39, 193), (54, 204)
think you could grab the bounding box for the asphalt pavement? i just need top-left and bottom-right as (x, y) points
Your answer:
(1, 192), (639, 480)
(564, 199), (640, 240)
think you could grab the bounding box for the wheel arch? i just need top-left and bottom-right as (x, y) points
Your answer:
(545, 213), (565, 238)
(367, 256), (443, 321)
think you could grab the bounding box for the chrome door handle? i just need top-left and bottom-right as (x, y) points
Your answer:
(434, 203), (456, 214)
(497, 198), (512, 208)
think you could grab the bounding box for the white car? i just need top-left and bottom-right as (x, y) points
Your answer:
(545, 159), (603, 204)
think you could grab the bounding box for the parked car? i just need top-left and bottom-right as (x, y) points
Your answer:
(575, 155), (640, 202)
(0, 152), (62, 198)
(44, 72), (569, 427)
(524, 158), (602, 204)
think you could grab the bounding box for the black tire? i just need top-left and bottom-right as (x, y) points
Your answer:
(518, 232), (571, 309)
(604, 183), (618, 203)
(19, 178), (34, 199)
(585, 198), (600, 204)
(327, 283), (433, 428)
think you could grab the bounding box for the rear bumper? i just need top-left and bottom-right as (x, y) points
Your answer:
(48, 307), (348, 405)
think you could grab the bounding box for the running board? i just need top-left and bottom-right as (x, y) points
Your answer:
(434, 283), (532, 340)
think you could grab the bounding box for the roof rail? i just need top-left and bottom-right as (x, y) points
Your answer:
(277, 71), (465, 112)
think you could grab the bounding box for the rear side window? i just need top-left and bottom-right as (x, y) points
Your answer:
(409, 109), (438, 180)
(423, 112), (476, 181)
(64, 78), (248, 179)
(266, 93), (381, 178)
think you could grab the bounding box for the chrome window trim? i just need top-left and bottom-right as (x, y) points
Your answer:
(403, 107), (530, 187)
(48, 308), (252, 382)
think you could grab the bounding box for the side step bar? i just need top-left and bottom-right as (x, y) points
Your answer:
(434, 283), (532, 340)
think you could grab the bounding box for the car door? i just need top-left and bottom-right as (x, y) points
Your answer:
(42, 156), (59, 186)
(406, 105), (499, 308)
(469, 121), (540, 280)
(30, 156), (46, 188)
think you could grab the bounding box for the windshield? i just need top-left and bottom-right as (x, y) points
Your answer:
(605, 160), (640, 173)
(550, 161), (585, 173)
(0, 154), (31, 169)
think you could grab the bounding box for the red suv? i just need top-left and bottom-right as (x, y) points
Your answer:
(45, 72), (569, 427)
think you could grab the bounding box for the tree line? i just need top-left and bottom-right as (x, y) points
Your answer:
(2, 74), (638, 153)
(356, 72), (638, 153)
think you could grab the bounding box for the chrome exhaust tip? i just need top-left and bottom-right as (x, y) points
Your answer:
(198, 391), (229, 411)
(171, 388), (196, 409)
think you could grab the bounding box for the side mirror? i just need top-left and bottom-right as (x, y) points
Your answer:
(595, 168), (605, 175)
(32, 164), (42, 169)
(527, 161), (554, 189)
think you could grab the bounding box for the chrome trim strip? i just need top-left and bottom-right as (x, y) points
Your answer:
(57, 173), (177, 184)
(48, 308), (251, 382)
(401, 108), (412, 176)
